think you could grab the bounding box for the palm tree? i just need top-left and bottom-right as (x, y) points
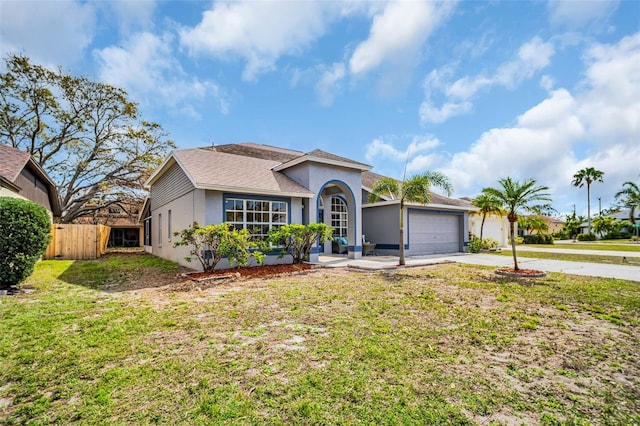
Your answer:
(483, 178), (552, 270)
(471, 191), (503, 241)
(614, 180), (640, 236)
(572, 167), (604, 235)
(368, 171), (453, 266)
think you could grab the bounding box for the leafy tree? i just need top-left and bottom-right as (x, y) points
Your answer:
(173, 222), (264, 272)
(0, 54), (175, 223)
(562, 213), (585, 241)
(614, 179), (640, 236)
(368, 172), (453, 266)
(0, 197), (51, 290)
(482, 178), (552, 270)
(592, 215), (618, 238)
(472, 191), (503, 241)
(269, 223), (333, 264)
(572, 167), (604, 235)
(518, 216), (549, 235)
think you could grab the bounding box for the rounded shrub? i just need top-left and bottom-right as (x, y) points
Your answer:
(0, 197), (52, 290)
(576, 233), (596, 241)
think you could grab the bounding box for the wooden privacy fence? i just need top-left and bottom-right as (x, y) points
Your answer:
(43, 224), (111, 260)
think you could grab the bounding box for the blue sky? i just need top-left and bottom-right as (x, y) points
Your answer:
(1, 0), (639, 217)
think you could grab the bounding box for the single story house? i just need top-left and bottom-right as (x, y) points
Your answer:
(0, 143), (60, 218)
(143, 143), (473, 270)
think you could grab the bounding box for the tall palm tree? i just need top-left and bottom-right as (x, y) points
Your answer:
(472, 191), (503, 241)
(483, 178), (552, 270)
(368, 171), (453, 266)
(615, 179), (640, 236)
(572, 167), (604, 235)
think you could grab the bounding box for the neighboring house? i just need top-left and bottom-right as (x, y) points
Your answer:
(75, 201), (144, 247)
(0, 143), (60, 218)
(144, 143), (472, 270)
(467, 211), (510, 247)
(518, 215), (564, 236)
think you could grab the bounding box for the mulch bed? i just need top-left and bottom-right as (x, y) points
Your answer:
(495, 268), (546, 278)
(183, 263), (314, 282)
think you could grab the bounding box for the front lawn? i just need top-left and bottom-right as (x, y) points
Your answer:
(1, 254), (639, 424)
(490, 249), (640, 266)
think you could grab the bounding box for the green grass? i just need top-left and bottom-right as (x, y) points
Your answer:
(529, 242), (640, 252)
(1, 254), (639, 425)
(491, 249), (640, 266)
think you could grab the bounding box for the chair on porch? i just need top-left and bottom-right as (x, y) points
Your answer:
(332, 237), (348, 254)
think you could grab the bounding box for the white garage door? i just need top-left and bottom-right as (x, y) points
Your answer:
(409, 212), (461, 254)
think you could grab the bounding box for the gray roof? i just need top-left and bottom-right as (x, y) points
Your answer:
(362, 171), (472, 208)
(171, 147), (314, 197)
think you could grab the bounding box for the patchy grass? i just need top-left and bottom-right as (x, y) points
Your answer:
(527, 243), (640, 252)
(491, 249), (640, 266)
(1, 254), (639, 425)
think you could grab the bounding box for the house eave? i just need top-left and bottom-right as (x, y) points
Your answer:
(273, 155), (371, 172)
(363, 200), (475, 212)
(195, 183), (314, 199)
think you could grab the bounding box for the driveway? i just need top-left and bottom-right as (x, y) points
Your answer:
(318, 247), (640, 282)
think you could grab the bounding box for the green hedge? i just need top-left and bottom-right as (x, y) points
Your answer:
(0, 197), (52, 289)
(522, 234), (554, 244)
(576, 233), (596, 241)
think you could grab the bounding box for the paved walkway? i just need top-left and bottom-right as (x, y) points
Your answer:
(514, 246), (640, 258)
(318, 248), (640, 282)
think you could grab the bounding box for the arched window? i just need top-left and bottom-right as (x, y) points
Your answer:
(331, 196), (348, 237)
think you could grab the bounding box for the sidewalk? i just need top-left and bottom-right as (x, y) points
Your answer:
(318, 251), (640, 282)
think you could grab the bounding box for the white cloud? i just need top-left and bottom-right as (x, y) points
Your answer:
(315, 63), (346, 107)
(365, 135), (442, 178)
(180, 1), (344, 81)
(95, 32), (229, 116)
(420, 37), (555, 123)
(436, 32), (639, 212)
(0, 0), (96, 66)
(99, 0), (158, 35)
(349, 0), (456, 76)
(577, 33), (640, 148)
(548, 0), (619, 28)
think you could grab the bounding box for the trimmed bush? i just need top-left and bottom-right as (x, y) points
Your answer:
(576, 233), (596, 241)
(522, 234), (554, 244)
(0, 197), (52, 289)
(468, 236), (482, 253)
(269, 223), (333, 263)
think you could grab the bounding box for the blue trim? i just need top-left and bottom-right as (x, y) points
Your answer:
(348, 245), (363, 252)
(316, 180), (358, 253)
(375, 244), (409, 250)
(222, 193), (292, 224)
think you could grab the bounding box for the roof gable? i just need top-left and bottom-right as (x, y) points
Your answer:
(150, 147), (314, 198)
(0, 143), (31, 182)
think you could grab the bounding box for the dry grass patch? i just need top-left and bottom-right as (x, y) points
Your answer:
(1, 256), (638, 425)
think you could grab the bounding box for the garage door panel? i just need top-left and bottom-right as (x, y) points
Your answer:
(409, 212), (460, 254)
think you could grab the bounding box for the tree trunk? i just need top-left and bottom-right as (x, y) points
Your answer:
(508, 213), (519, 270)
(480, 214), (486, 241)
(587, 184), (591, 235)
(399, 202), (405, 266)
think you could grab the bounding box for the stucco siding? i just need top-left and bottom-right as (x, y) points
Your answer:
(150, 162), (194, 211)
(152, 189), (205, 268)
(362, 204), (400, 255)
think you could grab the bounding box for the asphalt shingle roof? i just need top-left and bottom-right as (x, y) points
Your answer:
(173, 147), (314, 197)
(0, 144), (31, 182)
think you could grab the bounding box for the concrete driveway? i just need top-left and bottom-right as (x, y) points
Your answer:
(318, 247), (640, 282)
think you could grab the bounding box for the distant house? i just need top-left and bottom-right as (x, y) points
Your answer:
(75, 201), (144, 247)
(467, 210), (510, 246)
(143, 143), (473, 270)
(0, 143), (60, 218)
